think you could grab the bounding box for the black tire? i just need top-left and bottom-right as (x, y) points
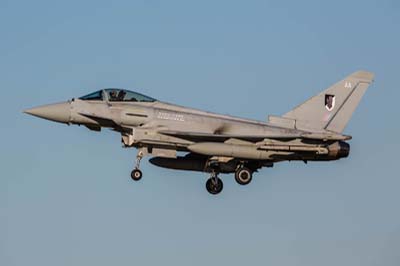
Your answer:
(235, 167), (252, 185)
(131, 169), (143, 181)
(206, 177), (223, 195)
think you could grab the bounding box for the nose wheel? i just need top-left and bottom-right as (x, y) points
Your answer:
(131, 169), (143, 181)
(206, 172), (223, 195)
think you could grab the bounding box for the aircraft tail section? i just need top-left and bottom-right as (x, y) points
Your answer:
(282, 70), (374, 133)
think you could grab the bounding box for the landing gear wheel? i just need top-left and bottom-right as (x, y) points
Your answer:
(131, 169), (143, 181)
(206, 177), (223, 195)
(235, 167), (253, 185)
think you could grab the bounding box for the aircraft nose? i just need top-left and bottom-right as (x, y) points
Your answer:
(24, 102), (71, 124)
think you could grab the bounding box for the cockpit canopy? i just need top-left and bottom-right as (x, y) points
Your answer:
(79, 89), (156, 103)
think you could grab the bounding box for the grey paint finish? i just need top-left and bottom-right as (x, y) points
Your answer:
(25, 102), (71, 124)
(24, 71), (374, 194)
(283, 71), (374, 132)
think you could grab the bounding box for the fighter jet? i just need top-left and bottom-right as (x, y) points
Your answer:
(24, 71), (374, 194)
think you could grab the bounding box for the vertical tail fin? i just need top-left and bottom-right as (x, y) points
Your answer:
(283, 71), (374, 133)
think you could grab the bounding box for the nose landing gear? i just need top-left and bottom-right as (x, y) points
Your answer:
(130, 150), (144, 181)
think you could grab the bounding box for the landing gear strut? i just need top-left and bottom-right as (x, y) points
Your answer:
(131, 150), (144, 181)
(206, 171), (223, 195)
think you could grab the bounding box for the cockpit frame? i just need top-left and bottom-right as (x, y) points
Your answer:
(79, 89), (156, 103)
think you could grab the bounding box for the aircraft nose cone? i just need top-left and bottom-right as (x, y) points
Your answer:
(24, 102), (71, 123)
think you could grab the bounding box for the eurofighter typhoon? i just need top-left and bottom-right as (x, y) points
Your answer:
(25, 71), (374, 194)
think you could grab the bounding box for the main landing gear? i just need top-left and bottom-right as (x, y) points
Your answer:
(205, 167), (254, 194)
(234, 166), (253, 185)
(130, 150), (144, 181)
(206, 171), (223, 195)
(204, 162), (254, 194)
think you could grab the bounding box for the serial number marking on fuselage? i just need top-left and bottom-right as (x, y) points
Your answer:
(157, 112), (185, 122)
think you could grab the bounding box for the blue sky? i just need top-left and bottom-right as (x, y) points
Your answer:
(1, 0), (400, 265)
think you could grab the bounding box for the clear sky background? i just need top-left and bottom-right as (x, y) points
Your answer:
(1, 0), (399, 265)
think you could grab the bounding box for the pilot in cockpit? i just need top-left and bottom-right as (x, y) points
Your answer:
(109, 90), (118, 101)
(117, 90), (126, 101)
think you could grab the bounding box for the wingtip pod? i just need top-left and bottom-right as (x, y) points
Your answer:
(351, 70), (375, 83)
